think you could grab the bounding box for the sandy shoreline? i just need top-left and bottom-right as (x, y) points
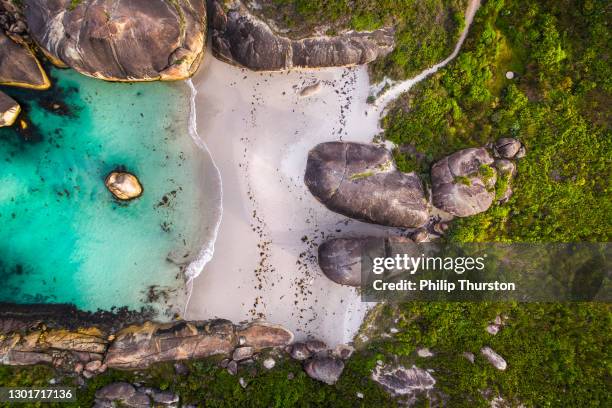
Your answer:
(185, 54), (401, 345)
(185, 0), (481, 346)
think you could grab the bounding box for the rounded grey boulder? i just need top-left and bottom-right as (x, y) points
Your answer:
(305, 142), (429, 228)
(304, 356), (345, 385)
(318, 237), (385, 287)
(494, 138), (522, 159)
(431, 148), (497, 217)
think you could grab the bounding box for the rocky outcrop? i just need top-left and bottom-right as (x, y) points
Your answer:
(0, 326), (108, 366)
(104, 320), (235, 369)
(210, 0), (394, 70)
(0, 30), (50, 89)
(317, 236), (414, 287)
(95, 382), (179, 408)
(105, 171), (143, 201)
(431, 148), (497, 217)
(305, 142), (429, 228)
(371, 363), (436, 397)
(23, 0), (207, 82)
(0, 91), (20, 127)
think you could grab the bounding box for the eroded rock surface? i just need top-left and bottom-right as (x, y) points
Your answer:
(105, 171), (143, 201)
(431, 147), (497, 217)
(306, 142), (428, 227)
(210, 0), (394, 70)
(104, 320), (236, 369)
(0, 91), (20, 127)
(24, 0), (206, 81)
(236, 322), (294, 350)
(0, 30), (50, 89)
(371, 364), (436, 397)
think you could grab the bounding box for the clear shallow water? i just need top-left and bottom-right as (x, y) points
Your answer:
(0, 68), (221, 315)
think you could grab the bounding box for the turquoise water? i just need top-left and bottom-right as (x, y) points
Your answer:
(0, 68), (220, 315)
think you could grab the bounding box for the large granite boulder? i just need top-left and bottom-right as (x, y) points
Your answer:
(236, 322), (294, 350)
(305, 142), (429, 228)
(317, 236), (416, 286)
(304, 356), (345, 385)
(0, 91), (20, 127)
(23, 0), (207, 81)
(431, 148), (497, 217)
(104, 320), (236, 369)
(105, 171), (143, 201)
(0, 31), (50, 89)
(210, 0), (394, 70)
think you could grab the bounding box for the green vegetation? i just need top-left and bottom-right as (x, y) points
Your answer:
(258, 0), (468, 81)
(384, 0), (611, 243)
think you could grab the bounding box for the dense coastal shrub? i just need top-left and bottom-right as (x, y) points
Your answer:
(384, 0), (611, 243)
(258, 0), (468, 81)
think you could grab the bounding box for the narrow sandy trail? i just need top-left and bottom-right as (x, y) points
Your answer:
(185, 0), (481, 345)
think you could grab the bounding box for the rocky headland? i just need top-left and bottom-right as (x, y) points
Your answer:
(210, 0), (395, 71)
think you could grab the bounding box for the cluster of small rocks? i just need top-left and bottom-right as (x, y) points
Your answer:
(287, 340), (353, 385)
(0, 0), (29, 43)
(94, 382), (179, 408)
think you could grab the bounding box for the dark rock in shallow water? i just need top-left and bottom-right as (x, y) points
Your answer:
(305, 142), (429, 227)
(0, 91), (20, 127)
(304, 356), (345, 385)
(210, 0), (394, 70)
(431, 147), (496, 217)
(0, 31), (50, 89)
(24, 0), (206, 81)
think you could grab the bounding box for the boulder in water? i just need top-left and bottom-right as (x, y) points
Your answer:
(0, 31), (50, 89)
(24, 0), (207, 82)
(105, 171), (143, 201)
(0, 91), (20, 127)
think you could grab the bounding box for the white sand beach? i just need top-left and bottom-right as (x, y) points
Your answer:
(185, 0), (481, 346)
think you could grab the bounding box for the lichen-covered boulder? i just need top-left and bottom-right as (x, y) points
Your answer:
(305, 142), (429, 227)
(104, 320), (236, 369)
(24, 0), (206, 81)
(304, 356), (345, 385)
(0, 31), (50, 89)
(105, 171), (143, 201)
(210, 0), (394, 70)
(431, 148), (497, 217)
(0, 91), (20, 127)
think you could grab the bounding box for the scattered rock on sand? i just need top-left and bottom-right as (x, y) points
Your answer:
(105, 171), (143, 201)
(0, 91), (20, 127)
(0, 31), (50, 89)
(304, 356), (345, 385)
(306, 142), (429, 227)
(431, 147), (497, 217)
(210, 0), (394, 71)
(481, 347), (507, 370)
(24, 0), (206, 81)
(299, 81), (322, 97)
